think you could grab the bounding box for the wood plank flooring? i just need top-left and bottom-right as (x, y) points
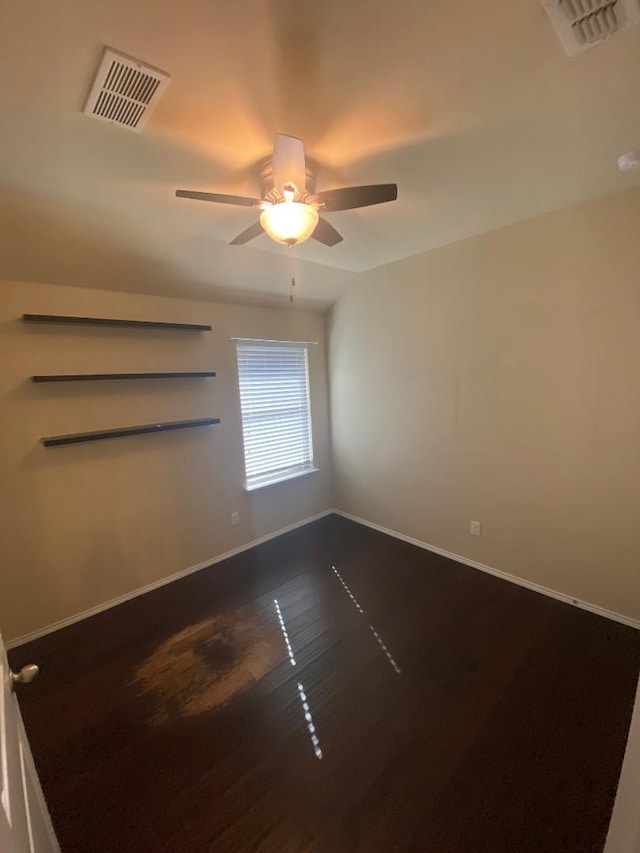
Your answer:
(10, 514), (640, 852)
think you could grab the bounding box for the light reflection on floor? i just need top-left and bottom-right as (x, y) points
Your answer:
(331, 565), (364, 614)
(273, 564), (401, 762)
(273, 598), (297, 666)
(273, 598), (323, 761)
(369, 624), (402, 675)
(332, 565), (402, 676)
(297, 682), (323, 760)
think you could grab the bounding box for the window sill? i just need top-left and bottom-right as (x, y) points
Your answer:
(243, 467), (319, 493)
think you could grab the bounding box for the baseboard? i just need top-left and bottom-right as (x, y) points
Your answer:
(6, 509), (334, 650)
(10, 506), (638, 649)
(333, 509), (640, 630)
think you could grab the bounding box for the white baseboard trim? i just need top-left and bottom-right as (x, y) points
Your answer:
(7, 509), (334, 650)
(333, 510), (640, 630)
(10, 506), (639, 649)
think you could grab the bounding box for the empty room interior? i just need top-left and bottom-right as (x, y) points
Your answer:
(2, 1), (640, 851)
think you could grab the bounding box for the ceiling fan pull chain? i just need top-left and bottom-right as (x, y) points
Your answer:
(288, 245), (296, 303)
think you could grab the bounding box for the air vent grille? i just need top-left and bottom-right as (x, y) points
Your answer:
(83, 48), (170, 131)
(541, 0), (640, 54)
(561, 0), (620, 43)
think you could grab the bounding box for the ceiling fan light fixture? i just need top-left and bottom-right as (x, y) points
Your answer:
(176, 134), (397, 249)
(260, 201), (319, 245)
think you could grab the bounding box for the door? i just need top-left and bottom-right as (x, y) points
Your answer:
(0, 630), (59, 852)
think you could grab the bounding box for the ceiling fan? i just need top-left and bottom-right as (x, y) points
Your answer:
(175, 133), (398, 248)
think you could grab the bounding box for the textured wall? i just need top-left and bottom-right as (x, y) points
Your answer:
(0, 281), (332, 640)
(329, 187), (640, 620)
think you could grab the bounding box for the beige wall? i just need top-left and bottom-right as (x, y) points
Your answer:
(0, 281), (332, 641)
(3, 185), (639, 641)
(329, 186), (640, 621)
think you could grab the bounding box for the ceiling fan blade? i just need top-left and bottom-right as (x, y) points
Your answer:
(315, 184), (398, 212)
(230, 220), (265, 246)
(272, 134), (306, 195)
(176, 190), (260, 207)
(312, 217), (343, 247)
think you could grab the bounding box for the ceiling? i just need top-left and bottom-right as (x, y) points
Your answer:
(1, 0), (639, 308)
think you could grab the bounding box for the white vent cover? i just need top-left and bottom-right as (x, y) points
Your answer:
(83, 48), (170, 131)
(618, 148), (640, 170)
(540, 0), (640, 55)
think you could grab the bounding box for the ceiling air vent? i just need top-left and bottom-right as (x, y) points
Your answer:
(83, 48), (170, 131)
(540, 0), (640, 55)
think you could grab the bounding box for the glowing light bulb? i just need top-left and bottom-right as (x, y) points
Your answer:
(260, 201), (319, 245)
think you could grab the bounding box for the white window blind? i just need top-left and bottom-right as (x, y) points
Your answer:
(236, 340), (314, 490)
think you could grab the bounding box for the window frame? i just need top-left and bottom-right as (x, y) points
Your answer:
(235, 339), (318, 492)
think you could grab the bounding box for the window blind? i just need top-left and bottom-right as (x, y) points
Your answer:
(236, 341), (314, 489)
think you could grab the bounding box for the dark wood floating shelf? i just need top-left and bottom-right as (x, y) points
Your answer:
(22, 314), (212, 332)
(32, 371), (216, 383)
(42, 417), (221, 448)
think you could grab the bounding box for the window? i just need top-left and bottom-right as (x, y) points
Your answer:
(236, 340), (316, 490)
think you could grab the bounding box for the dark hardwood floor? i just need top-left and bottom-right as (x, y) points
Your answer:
(10, 514), (640, 852)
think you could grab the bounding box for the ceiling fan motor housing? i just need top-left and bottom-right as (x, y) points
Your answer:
(259, 156), (317, 201)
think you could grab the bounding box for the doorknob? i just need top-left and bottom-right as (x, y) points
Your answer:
(10, 664), (39, 691)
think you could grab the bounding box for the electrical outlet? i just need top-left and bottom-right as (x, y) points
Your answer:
(231, 512), (239, 527)
(470, 520), (482, 537)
